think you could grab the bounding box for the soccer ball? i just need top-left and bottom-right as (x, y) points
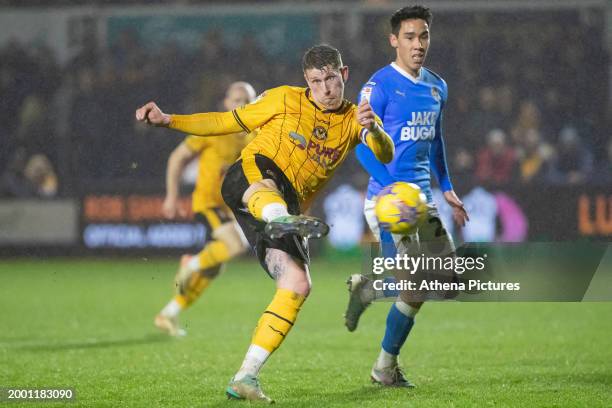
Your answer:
(375, 182), (427, 234)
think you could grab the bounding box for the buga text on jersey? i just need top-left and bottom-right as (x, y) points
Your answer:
(400, 111), (437, 141)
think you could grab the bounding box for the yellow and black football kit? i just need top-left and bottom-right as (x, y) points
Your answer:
(184, 132), (252, 229)
(172, 131), (252, 309)
(169, 85), (390, 275)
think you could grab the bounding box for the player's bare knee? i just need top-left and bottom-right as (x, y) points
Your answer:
(289, 260), (311, 296)
(291, 280), (311, 297)
(282, 269), (311, 297)
(266, 249), (311, 297)
(294, 260), (312, 296)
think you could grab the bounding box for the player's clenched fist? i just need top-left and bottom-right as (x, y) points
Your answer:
(356, 99), (377, 131)
(135, 102), (171, 127)
(162, 196), (187, 220)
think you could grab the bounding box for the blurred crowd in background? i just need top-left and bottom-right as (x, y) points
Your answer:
(0, 0), (314, 5)
(0, 6), (610, 199)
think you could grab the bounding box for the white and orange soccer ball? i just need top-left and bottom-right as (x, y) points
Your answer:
(375, 182), (427, 234)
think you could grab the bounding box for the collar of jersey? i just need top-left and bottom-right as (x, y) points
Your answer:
(390, 62), (423, 83)
(305, 88), (349, 114)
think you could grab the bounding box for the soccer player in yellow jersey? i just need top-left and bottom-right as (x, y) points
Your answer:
(154, 82), (257, 337)
(136, 44), (394, 403)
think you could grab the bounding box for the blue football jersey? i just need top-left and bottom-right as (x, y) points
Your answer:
(357, 62), (452, 202)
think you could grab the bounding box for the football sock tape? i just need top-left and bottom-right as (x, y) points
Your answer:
(247, 188), (288, 222)
(252, 288), (305, 353)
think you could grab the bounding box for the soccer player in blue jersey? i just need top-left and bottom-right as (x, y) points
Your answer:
(344, 5), (469, 387)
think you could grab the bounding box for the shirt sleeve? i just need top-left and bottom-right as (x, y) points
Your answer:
(169, 111), (243, 136)
(356, 78), (388, 147)
(168, 87), (284, 136)
(358, 79), (388, 120)
(354, 78), (394, 164)
(231, 86), (285, 132)
(355, 143), (395, 186)
(429, 82), (453, 192)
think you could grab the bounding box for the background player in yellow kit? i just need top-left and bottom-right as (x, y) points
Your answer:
(154, 82), (257, 337)
(136, 44), (394, 403)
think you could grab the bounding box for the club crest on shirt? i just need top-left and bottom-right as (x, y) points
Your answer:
(312, 126), (327, 141)
(431, 87), (441, 102)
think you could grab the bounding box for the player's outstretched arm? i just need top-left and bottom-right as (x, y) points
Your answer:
(356, 99), (394, 163)
(135, 101), (244, 136)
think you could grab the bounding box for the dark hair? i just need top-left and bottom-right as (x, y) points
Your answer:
(302, 44), (343, 72)
(390, 5), (433, 35)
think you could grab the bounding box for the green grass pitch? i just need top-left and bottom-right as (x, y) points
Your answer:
(1, 257), (611, 407)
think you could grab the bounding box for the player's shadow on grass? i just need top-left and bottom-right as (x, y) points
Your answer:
(12, 334), (171, 352)
(205, 385), (401, 407)
(308, 385), (410, 403)
(0, 335), (38, 343)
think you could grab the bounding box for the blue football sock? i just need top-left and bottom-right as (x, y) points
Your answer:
(379, 230), (399, 297)
(381, 303), (415, 355)
(380, 230), (397, 258)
